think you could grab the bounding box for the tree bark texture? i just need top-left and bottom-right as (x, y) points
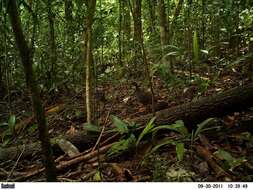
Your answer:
(133, 83), (253, 127)
(7, 0), (57, 181)
(85, 0), (96, 124)
(158, 0), (169, 48)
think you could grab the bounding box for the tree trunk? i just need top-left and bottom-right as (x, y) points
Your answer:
(147, 0), (157, 33)
(0, 64), (6, 99)
(158, 0), (169, 48)
(47, 0), (57, 89)
(7, 0), (57, 181)
(64, 0), (73, 37)
(118, 0), (122, 66)
(132, 0), (142, 47)
(85, 0), (96, 124)
(123, 0), (131, 43)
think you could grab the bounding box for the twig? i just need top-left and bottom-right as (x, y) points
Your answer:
(13, 143), (114, 181)
(92, 103), (114, 152)
(100, 132), (119, 146)
(7, 144), (26, 181)
(81, 170), (97, 181)
(57, 143), (114, 171)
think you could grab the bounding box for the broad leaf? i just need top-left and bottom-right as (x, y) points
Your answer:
(110, 115), (129, 134)
(107, 134), (136, 157)
(150, 138), (175, 154)
(194, 118), (216, 139)
(214, 149), (247, 171)
(152, 120), (188, 137)
(136, 117), (156, 146)
(8, 115), (16, 130)
(176, 142), (185, 161)
(214, 149), (234, 163)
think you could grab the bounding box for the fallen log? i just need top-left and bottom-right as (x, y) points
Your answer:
(0, 131), (97, 161)
(1, 83), (253, 162)
(133, 83), (253, 128)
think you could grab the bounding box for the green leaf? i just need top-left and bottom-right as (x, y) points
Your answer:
(152, 120), (188, 137)
(107, 134), (136, 157)
(150, 138), (175, 154)
(214, 149), (247, 171)
(193, 31), (200, 64)
(176, 142), (185, 161)
(110, 115), (129, 134)
(136, 117), (156, 146)
(214, 149), (234, 163)
(1, 128), (13, 145)
(93, 170), (102, 181)
(2, 137), (11, 147)
(28, 124), (38, 134)
(194, 118), (216, 139)
(83, 123), (101, 133)
(8, 115), (16, 130)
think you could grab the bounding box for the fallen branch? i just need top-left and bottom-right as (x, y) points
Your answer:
(14, 143), (114, 181)
(196, 145), (231, 179)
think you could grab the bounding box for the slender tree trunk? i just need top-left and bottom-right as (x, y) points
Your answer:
(64, 0), (73, 38)
(123, 0), (131, 42)
(64, 0), (74, 51)
(85, 0), (96, 124)
(131, 0), (143, 59)
(130, 0), (156, 114)
(7, 0), (57, 181)
(158, 0), (169, 48)
(201, 0), (206, 50)
(47, 0), (57, 88)
(147, 0), (156, 33)
(170, 0), (184, 41)
(118, 0), (122, 66)
(122, 0), (131, 60)
(0, 64), (6, 99)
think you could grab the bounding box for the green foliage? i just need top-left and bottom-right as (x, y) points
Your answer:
(150, 138), (175, 154)
(110, 115), (129, 134)
(193, 118), (218, 140)
(194, 77), (210, 94)
(214, 149), (247, 171)
(136, 117), (156, 146)
(0, 115), (17, 146)
(137, 120), (187, 161)
(8, 115), (16, 130)
(83, 123), (101, 133)
(175, 142), (185, 162)
(141, 154), (170, 182)
(151, 120), (188, 137)
(2, 0), (252, 94)
(107, 134), (136, 158)
(239, 8), (253, 43)
(93, 170), (103, 181)
(28, 124), (38, 135)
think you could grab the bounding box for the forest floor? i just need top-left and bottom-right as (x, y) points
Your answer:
(0, 66), (253, 182)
